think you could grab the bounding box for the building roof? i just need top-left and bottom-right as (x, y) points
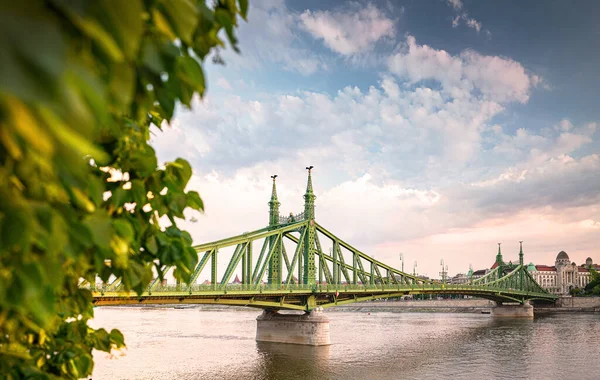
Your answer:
(527, 262), (536, 271)
(472, 269), (487, 276)
(535, 265), (556, 272)
(578, 267), (590, 273)
(556, 251), (569, 260)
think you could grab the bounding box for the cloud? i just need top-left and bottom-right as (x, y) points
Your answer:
(299, 3), (396, 55)
(216, 77), (232, 90)
(465, 17), (482, 33)
(447, 0), (463, 10)
(218, 1), (327, 75)
(453, 154), (600, 216)
(446, 0), (489, 35)
(155, 75), (512, 183)
(388, 36), (537, 103)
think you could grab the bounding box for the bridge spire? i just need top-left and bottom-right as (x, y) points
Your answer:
(519, 241), (524, 266)
(303, 166), (317, 285)
(268, 175), (282, 284)
(304, 166), (316, 220)
(268, 175), (280, 226)
(496, 243), (504, 270)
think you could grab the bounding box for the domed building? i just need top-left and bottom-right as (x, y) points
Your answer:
(527, 251), (596, 295)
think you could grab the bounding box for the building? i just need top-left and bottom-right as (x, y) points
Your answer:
(466, 246), (598, 296)
(450, 273), (469, 284)
(527, 251), (599, 295)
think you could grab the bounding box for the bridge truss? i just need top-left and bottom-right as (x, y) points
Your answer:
(91, 170), (557, 310)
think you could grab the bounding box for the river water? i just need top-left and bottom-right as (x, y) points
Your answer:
(91, 307), (600, 379)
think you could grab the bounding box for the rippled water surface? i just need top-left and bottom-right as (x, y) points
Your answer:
(91, 307), (600, 379)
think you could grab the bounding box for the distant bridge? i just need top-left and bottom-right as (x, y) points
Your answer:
(90, 168), (557, 311)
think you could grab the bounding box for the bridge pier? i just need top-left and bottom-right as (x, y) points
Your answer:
(256, 308), (331, 346)
(491, 301), (534, 318)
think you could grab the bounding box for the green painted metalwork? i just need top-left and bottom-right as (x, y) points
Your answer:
(268, 175), (282, 285)
(89, 170), (558, 311)
(302, 167), (316, 285)
(211, 250), (218, 290)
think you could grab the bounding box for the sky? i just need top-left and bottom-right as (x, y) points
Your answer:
(151, 0), (600, 279)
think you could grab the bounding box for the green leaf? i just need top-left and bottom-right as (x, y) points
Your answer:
(155, 84), (175, 121)
(74, 353), (93, 376)
(111, 186), (129, 208)
(113, 220), (134, 242)
(59, 5), (124, 62)
(1, 206), (32, 251)
(152, 9), (177, 40)
(98, 0), (144, 60)
(167, 193), (186, 217)
(145, 235), (159, 255)
(131, 179), (146, 208)
(110, 329), (125, 347)
(160, 0), (199, 44)
(6, 98), (54, 156)
(93, 328), (111, 352)
(84, 213), (112, 250)
(128, 146), (158, 178)
(176, 56), (205, 94)
(238, 0), (249, 20)
(186, 191), (204, 211)
(0, 2), (66, 102)
(215, 8), (239, 52)
(142, 40), (164, 74)
(109, 62), (135, 109)
(171, 158), (193, 185)
(39, 106), (109, 163)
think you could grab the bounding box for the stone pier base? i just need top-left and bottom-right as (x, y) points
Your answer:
(256, 309), (331, 346)
(491, 302), (534, 319)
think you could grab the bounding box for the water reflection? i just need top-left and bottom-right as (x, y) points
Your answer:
(253, 342), (331, 380)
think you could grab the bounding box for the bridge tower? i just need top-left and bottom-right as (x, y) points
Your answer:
(303, 166), (317, 285)
(496, 243), (504, 274)
(268, 175), (282, 285)
(519, 241), (524, 288)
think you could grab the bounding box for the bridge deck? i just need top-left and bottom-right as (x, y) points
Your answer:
(92, 283), (557, 310)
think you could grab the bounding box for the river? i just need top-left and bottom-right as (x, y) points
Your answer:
(91, 307), (600, 379)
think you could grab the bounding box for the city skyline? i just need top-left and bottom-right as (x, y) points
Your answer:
(151, 0), (600, 278)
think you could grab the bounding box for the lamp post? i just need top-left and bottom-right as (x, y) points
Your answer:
(399, 253), (404, 273)
(440, 259), (448, 284)
(413, 261), (417, 276)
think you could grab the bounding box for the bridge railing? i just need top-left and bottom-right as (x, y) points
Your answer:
(278, 212), (305, 225)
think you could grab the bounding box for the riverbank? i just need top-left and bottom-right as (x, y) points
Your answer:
(328, 298), (600, 314)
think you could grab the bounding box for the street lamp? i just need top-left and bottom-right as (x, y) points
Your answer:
(440, 259), (448, 284)
(399, 253), (404, 273)
(413, 261), (417, 276)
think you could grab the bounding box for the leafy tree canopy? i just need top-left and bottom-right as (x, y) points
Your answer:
(0, 0), (246, 378)
(584, 268), (600, 296)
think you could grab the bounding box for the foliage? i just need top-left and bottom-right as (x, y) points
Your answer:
(584, 268), (600, 296)
(0, 0), (246, 378)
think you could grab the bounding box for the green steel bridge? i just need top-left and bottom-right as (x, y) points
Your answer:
(91, 168), (557, 311)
